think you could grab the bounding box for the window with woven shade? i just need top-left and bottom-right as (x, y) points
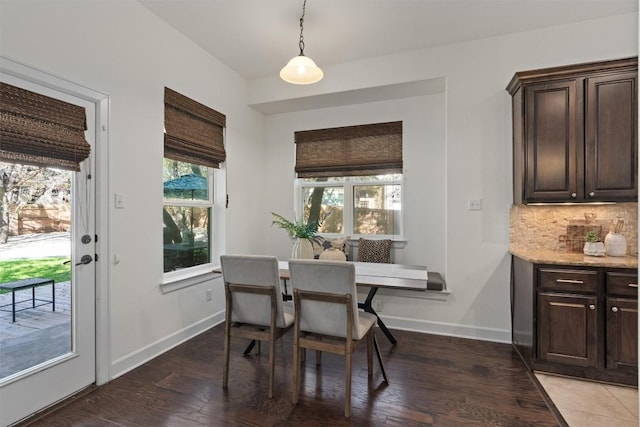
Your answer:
(0, 82), (90, 171)
(163, 88), (226, 275)
(294, 121), (403, 239)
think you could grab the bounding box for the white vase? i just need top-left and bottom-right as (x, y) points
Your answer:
(604, 232), (627, 257)
(291, 238), (314, 259)
(583, 241), (605, 257)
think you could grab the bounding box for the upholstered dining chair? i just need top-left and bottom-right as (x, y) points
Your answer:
(357, 238), (392, 263)
(220, 255), (294, 398)
(288, 259), (388, 417)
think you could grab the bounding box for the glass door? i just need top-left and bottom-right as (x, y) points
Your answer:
(0, 73), (97, 426)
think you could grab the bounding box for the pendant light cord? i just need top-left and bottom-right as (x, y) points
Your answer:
(298, 0), (307, 55)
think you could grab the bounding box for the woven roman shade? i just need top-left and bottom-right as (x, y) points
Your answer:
(0, 82), (90, 171)
(295, 121), (402, 178)
(164, 87), (226, 168)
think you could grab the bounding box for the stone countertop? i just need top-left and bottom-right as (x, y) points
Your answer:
(510, 246), (638, 269)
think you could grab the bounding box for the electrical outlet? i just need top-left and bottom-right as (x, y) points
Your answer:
(374, 300), (383, 312)
(206, 289), (212, 301)
(467, 199), (482, 211)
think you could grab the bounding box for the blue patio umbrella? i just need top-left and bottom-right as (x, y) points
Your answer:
(163, 173), (208, 200)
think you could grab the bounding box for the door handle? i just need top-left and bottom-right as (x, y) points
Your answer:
(75, 254), (93, 266)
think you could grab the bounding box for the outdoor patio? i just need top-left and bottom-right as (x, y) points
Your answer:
(0, 232), (72, 379)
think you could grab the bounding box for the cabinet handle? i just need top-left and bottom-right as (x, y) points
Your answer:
(589, 191), (595, 197)
(612, 307), (619, 312)
(556, 279), (584, 284)
(571, 193), (577, 198)
(589, 304), (595, 310)
(628, 284), (638, 288)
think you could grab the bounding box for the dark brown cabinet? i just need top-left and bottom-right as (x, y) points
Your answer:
(511, 256), (638, 385)
(507, 57), (637, 204)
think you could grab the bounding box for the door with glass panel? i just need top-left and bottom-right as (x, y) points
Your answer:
(0, 70), (98, 426)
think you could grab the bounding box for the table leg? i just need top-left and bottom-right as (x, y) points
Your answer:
(12, 290), (16, 323)
(52, 280), (56, 312)
(243, 340), (256, 356)
(358, 287), (397, 345)
(32, 286), (36, 308)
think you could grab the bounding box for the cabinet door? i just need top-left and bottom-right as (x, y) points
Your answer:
(524, 80), (580, 202)
(538, 292), (597, 367)
(606, 297), (638, 372)
(585, 72), (637, 201)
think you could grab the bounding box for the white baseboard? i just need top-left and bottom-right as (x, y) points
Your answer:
(379, 314), (511, 343)
(110, 310), (225, 380)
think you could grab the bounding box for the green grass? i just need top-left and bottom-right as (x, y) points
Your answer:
(0, 257), (71, 285)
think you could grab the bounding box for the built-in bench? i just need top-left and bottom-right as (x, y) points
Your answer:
(0, 278), (55, 322)
(427, 271), (446, 291)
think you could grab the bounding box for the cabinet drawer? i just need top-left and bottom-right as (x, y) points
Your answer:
(607, 272), (639, 298)
(538, 268), (598, 292)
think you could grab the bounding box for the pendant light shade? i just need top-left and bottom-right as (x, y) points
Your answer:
(280, 54), (323, 84)
(280, 0), (323, 85)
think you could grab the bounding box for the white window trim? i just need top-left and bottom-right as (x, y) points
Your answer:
(295, 176), (404, 240)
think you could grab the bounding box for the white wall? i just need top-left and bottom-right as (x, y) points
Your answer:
(0, 0), (637, 384)
(0, 0), (265, 377)
(255, 12), (639, 342)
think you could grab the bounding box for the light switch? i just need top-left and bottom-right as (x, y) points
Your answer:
(115, 192), (125, 209)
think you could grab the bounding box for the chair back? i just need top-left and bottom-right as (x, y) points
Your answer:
(289, 259), (364, 339)
(220, 255), (286, 328)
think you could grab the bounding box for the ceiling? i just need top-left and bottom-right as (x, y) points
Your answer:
(138, 0), (637, 81)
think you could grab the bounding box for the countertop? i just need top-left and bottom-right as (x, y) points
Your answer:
(510, 246), (638, 269)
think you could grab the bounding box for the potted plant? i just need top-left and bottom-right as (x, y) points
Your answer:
(271, 212), (320, 259)
(583, 230), (605, 257)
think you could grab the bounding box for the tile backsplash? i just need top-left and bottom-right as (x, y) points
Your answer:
(510, 203), (638, 256)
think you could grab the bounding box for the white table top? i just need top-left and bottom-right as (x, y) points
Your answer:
(279, 260), (428, 291)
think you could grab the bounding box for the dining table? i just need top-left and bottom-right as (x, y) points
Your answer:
(215, 260), (428, 350)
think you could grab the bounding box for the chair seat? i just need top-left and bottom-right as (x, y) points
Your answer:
(357, 312), (377, 339)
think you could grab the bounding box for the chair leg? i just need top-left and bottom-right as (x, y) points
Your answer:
(223, 328), (231, 389)
(367, 330), (373, 376)
(372, 332), (389, 384)
(316, 350), (322, 366)
(268, 338), (276, 398)
(345, 350), (352, 417)
(292, 336), (300, 404)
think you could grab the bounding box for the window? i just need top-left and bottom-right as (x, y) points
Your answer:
(297, 174), (402, 237)
(294, 121), (403, 238)
(163, 88), (225, 274)
(163, 160), (213, 272)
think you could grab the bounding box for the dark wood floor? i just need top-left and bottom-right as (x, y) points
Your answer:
(22, 325), (561, 426)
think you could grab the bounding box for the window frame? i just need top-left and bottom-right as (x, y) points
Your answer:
(295, 174), (404, 240)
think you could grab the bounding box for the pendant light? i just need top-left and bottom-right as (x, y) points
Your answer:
(280, 0), (323, 84)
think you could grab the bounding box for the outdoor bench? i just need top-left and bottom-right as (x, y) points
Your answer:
(0, 277), (55, 322)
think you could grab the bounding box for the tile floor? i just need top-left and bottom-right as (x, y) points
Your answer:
(536, 373), (638, 427)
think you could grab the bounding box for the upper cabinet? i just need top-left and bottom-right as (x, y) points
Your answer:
(507, 57), (637, 204)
